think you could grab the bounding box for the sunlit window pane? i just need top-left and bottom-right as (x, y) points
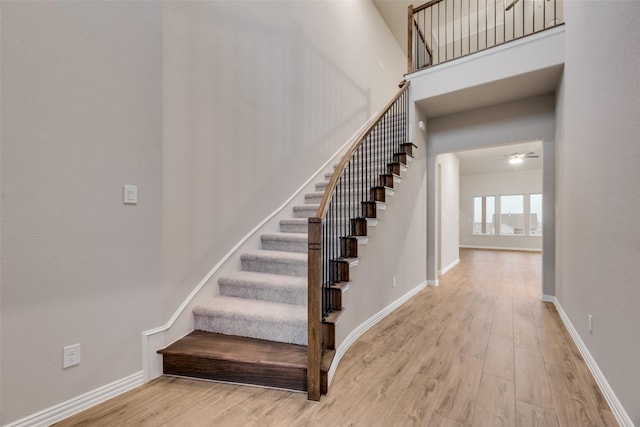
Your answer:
(473, 196), (495, 235)
(530, 193), (543, 235)
(500, 194), (524, 235)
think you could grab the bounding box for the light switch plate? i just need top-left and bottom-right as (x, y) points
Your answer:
(123, 185), (138, 204)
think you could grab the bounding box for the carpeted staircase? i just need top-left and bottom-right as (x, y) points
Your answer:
(159, 115), (413, 395)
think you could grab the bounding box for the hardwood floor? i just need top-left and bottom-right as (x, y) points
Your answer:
(55, 249), (618, 426)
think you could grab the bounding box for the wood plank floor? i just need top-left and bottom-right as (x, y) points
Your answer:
(55, 249), (618, 427)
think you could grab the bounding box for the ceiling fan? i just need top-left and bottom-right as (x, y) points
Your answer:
(507, 152), (539, 164)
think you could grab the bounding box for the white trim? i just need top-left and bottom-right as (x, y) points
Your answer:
(141, 114), (377, 381)
(5, 371), (143, 427)
(327, 281), (427, 385)
(427, 279), (439, 287)
(439, 258), (460, 276)
(459, 245), (542, 252)
(540, 294), (555, 303)
(549, 297), (635, 427)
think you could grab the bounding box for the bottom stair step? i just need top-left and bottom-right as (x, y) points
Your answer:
(158, 330), (308, 391)
(193, 296), (307, 345)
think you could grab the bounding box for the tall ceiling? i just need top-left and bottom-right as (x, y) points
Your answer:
(373, 0), (413, 55)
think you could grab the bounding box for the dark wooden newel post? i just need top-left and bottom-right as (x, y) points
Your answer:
(307, 217), (322, 401)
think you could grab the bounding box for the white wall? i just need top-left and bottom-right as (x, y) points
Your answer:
(555, 1), (640, 423)
(460, 170), (542, 251)
(1, 1), (164, 424)
(162, 0), (406, 319)
(436, 153), (460, 274)
(1, 1), (407, 423)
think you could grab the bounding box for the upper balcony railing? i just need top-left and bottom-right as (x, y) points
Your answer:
(408, 0), (564, 72)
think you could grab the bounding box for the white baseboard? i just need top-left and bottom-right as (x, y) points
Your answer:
(5, 371), (144, 427)
(439, 258), (460, 276)
(540, 294), (555, 303)
(459, 245), (542, 252)
(549, 296), (634, 427)
(427, 279), (439, 286)
(327, 280), (427, 385)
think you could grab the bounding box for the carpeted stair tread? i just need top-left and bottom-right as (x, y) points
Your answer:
(194, 296), (306, 323)
(304, 192), (325, 204)
(293, 204), (320, 218)
(193, 296), (307, 345)
(241, 249), (307, 263)
(262, 232), (308, 240)
(219, 271), (307, 306)
(240, 249), (307, 261)
(241, 249), (307, 276)
(280, 218), (308, 233)
(261, 232), (308, 253)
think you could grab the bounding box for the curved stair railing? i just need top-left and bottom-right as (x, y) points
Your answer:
(307, 81), (411, 400)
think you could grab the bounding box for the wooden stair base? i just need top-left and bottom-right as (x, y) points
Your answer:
(320, 349), (336, 394)
(158, 330), (308, 392)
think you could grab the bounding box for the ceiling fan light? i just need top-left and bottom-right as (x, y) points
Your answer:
(509, 157), (523, 165)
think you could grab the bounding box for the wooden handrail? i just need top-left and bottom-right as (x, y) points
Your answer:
(413, 0), (445, 14)
(307, 217), (322, 401)
(315, 81), (410, 220)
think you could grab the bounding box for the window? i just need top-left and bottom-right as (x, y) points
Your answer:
(471, 193), (543, 237)
(473, 196), (495, 235)
(500, 194), (524, 235)
(530, 193), (542, 235)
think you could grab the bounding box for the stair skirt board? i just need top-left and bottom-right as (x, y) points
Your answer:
(159, 331), (308, 392)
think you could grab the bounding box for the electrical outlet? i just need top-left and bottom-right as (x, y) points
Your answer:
(392, 277), (397, 288)
(588, 314), (593, 333)
(63, 344), (81, 368)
